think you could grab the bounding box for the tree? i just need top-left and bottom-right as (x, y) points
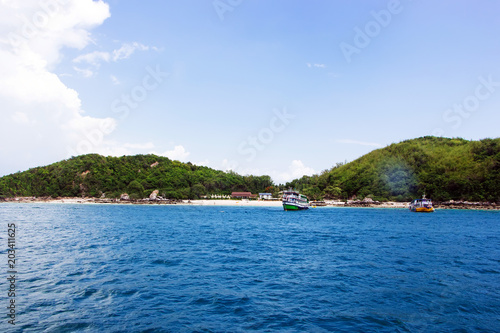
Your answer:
(324, 185), (342, 199)
(128, 180), (144, 197)
(191, 183), (206, 198)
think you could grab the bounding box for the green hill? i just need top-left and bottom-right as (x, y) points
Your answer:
(0, 154), (273, 200)
(1, 137), (499, 202)
(286, 136), (500, 202)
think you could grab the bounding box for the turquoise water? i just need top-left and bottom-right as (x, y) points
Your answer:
(1, 204), (499, 332)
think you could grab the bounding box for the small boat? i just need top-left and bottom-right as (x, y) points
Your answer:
(410, 196), (434, 213)
(282, 190), (309, 211)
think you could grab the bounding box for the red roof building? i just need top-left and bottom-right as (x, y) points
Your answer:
(231, 192), (257, 199)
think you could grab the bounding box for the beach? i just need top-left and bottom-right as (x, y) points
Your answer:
(2, 197), (498, 209)
(0, 197), (404, 208)
(1, 197), (283, 207)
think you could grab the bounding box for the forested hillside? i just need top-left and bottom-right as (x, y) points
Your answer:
(0, 154), (273, 199)
(286, 137), (500, 202)
(1, 137), (499, 202)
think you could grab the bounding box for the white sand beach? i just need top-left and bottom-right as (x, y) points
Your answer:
(2, 197), (408, 208)
(182, 199), (282, 207)
(4, 197), (497, 209)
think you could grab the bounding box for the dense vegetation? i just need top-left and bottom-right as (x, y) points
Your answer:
(1, 137), (498, 202)
(285, 137), (500, 202)
(0, 154), (272, 200)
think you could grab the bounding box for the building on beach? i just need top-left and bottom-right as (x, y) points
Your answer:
(231, 192), (257, 199)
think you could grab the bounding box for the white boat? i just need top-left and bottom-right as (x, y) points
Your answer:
(282, 190), (309, 211)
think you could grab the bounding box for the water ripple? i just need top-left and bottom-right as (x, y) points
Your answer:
(1, 204), (499, 332)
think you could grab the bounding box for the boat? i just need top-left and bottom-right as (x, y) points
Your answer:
(409, 196), (435, 213)
(282, 189), (309, 210)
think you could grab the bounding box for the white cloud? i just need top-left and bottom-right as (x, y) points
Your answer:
(87, 139), (133, 157)
(336, 139), (383, 148)
(0, 0), (116, 176)
(11, 111), (30, 124)
(195, 159), (210, 167)
(274, 160), (315, 184)
(73, 66), (94, 77)
(123, 142), (155, 150)
(71, 42), (154, 76)
(217, 159), (315, 184)
(160, 145), (190, 162)
(73, 51), (110, 66)
(307, 63), (326, 68)
(220, 159), (237, 172)
(110, 74), (120, 85)
(112, 42), (149, 61)
(2, 0), (111, 65)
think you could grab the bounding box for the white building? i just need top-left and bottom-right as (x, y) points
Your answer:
(259, 193), (272, 200)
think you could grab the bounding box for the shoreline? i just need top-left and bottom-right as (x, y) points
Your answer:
(1, 197), (498, 210)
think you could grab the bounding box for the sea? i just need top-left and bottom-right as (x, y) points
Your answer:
(0, 203), (499, 332)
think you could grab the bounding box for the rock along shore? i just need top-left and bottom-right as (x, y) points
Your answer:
(335, 198), (499, 210)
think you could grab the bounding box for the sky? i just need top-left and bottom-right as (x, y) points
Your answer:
(1, 0), (499, 183)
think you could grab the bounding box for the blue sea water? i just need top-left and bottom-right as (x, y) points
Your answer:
(1, 204), (499, 332)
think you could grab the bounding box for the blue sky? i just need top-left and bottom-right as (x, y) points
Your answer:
(1, 0), (499, 183)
